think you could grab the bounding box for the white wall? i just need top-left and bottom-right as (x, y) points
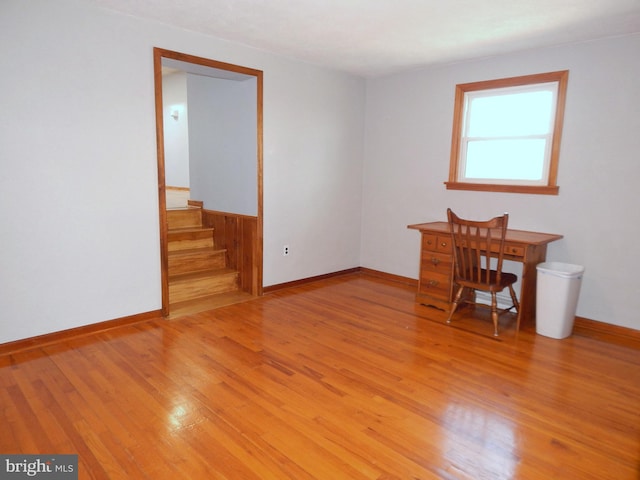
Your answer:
(162, 71), (190, 188)
(362, 34), (640, 330)
(0, 0), (365, 343)
(188, 75), (257, 216)
(263, 62), (365, 285)
(2, 0), (635, 344)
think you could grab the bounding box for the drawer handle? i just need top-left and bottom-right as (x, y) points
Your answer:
(428, 279), (439, 287)
(431, 257), (440, 266)
(441, 242), (447, 247)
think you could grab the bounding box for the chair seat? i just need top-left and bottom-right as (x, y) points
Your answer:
(457, 269), (518, 292)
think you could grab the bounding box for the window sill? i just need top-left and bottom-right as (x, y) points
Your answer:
(445, 182), (559, 195)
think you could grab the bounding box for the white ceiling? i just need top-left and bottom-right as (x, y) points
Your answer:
(89, 0), (640, 77)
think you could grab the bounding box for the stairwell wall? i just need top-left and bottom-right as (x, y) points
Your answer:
(187, 74), (257, 216)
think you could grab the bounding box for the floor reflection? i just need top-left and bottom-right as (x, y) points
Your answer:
(442, 402), (518, 479)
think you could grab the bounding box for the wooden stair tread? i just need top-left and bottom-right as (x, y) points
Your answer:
(167, 227), (215, 252)
(165, 204), (245, 307)
(168, 226), (214, 234)
(169, 267), (237, 282)
(167, 205), (200, 210)
(168, 247), (226, 257)
(168, 291), (258, 318)
(169, 268), (240, 303)
(166, 207), (203, 230)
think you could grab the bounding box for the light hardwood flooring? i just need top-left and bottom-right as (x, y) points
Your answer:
(1, 273), (638, 479)
(168, 291), (258, 319)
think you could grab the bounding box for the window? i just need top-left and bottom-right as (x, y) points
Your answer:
(446, 70), (569, 195)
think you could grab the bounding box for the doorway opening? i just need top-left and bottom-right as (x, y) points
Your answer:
(153, 48), (263, 317)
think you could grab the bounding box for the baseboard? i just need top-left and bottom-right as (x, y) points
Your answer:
(263, 267), (417, 293)
(3, 270), (638, 355)
(263, 268), (360, 293)
(358, 268), (640, 348)
(475, 291), (512, 309)
(358, 267), (417, 286)
(0, 309), (163, 356)
(573, 316), (640, 349)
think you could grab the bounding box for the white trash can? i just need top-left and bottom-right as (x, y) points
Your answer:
(536, 262), (585, 339)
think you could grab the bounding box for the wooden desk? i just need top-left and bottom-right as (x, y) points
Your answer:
(408, 222), (563, 326)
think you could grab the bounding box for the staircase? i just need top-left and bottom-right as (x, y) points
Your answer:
(167, 205), (240, 316)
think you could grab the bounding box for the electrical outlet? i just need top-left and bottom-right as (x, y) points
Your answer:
(283, 245), (290, 256)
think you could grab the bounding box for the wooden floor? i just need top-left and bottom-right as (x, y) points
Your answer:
(168, 291), (258, 319)
(1, 273), (639, 479)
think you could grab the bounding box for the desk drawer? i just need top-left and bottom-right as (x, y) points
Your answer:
(419, 270), (451, 299)
(503, 244), (525, 257)
(422, 234), (452, 253)
(420, 251), (452, 273)
(455, 239), (525, 258)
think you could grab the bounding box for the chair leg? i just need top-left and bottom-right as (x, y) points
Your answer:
(490, 292), (499, 336)
(507, 284), (520, 312)
(446, 286), (464, 325)
(508, 285), (521, 333)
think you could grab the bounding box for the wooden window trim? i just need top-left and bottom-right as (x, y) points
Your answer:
(445, 70), (569, 195)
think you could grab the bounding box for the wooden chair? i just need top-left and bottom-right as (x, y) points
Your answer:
(446, 208), (520, 336)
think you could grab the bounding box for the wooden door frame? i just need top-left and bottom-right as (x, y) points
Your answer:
(153, 47), (264, 316)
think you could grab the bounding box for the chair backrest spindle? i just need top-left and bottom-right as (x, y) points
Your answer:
(447, 209), (509, 287)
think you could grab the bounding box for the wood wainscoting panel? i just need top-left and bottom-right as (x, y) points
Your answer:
(202, 209), (259, 296)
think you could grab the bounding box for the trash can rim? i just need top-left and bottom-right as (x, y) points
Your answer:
(536, 261), (584, 278)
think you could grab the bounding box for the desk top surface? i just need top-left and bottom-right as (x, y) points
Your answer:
(407, 221), (563, 246)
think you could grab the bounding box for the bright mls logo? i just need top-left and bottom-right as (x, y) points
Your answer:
(0, 455), (77, 479)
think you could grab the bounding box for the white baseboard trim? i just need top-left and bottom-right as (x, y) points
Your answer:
(474, 291), (513, 310)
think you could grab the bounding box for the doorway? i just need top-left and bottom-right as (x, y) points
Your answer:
(153, 48), (263, 316)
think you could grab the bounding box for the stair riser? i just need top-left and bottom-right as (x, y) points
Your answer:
(169, 273), (239, 303)
(168, 230), (214, 251)
(169, 252), (226, 275)
(167, 209), (202, 229)
(168, 238), (214, 251)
